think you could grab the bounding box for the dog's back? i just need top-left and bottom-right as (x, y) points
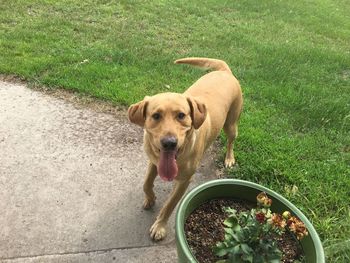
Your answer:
(174, 57), (242, 154)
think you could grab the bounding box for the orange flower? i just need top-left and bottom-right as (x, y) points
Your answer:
(256, 192), (272, 208)
(287, 216), (309, 240)
(269, 213), (287, 229)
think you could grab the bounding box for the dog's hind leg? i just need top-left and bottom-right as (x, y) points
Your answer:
(223, 123), (238, 168)
(223, 102), (242, 168)
(143, 162), (157, 209)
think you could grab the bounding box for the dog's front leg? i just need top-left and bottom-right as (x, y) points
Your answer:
(150, 178), (191, 241)
(143, 162), (157, 209)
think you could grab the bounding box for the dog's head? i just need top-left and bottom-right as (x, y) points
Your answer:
(128, 92), (207, 150)
(128, 93), (207, 181)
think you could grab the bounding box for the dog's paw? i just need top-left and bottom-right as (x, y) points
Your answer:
(143, 198), (155, 210)
(150, 220), (167, 241)
(224, 156), (236, 168)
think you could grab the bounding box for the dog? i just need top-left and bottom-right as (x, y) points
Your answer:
(128, 57), (242, 240)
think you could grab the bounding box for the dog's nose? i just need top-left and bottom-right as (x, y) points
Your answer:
(161, 136), (178, 151)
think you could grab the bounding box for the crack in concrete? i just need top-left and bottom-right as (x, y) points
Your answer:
(0, 242), (176, 261)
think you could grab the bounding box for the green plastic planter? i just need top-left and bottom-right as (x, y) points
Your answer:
(175, 179), (324, 263)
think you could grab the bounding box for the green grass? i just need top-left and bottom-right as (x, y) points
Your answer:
(1, 0), (349, 261)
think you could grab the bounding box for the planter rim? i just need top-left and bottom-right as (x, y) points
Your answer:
(175, 179), (324, 263)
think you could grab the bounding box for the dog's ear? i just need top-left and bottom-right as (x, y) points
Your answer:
(128, 97), (149, 127)
(187, 97), (207, 129)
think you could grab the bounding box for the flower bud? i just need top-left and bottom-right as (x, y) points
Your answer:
(282, 211), (291, 219)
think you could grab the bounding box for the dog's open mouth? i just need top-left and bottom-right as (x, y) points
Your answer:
(158, 150), (178, 182)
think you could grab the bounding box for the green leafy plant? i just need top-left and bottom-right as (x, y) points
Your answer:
(214, 192), (308, 263)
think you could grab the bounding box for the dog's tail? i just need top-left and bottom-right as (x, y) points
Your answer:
(174, 57), (232, 74)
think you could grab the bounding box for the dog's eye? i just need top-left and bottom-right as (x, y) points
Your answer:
(177, 112), (186, 120)
(152, 113), (161, 120)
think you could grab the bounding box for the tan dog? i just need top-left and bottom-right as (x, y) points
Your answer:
(128, 57), (242, 240)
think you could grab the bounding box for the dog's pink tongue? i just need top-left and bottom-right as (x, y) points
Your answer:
(158, 150), (178, 182)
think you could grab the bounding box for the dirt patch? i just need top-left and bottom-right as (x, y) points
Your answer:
(341, 69), (350, 80)
(185, 199), (252, 263)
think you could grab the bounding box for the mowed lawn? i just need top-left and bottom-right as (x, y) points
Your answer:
(1, 0), (349, 261)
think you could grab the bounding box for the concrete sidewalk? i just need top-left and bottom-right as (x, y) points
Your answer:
(0, 81), (218, 262)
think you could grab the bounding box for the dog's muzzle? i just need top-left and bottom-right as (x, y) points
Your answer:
(160, 136), (178, 151)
